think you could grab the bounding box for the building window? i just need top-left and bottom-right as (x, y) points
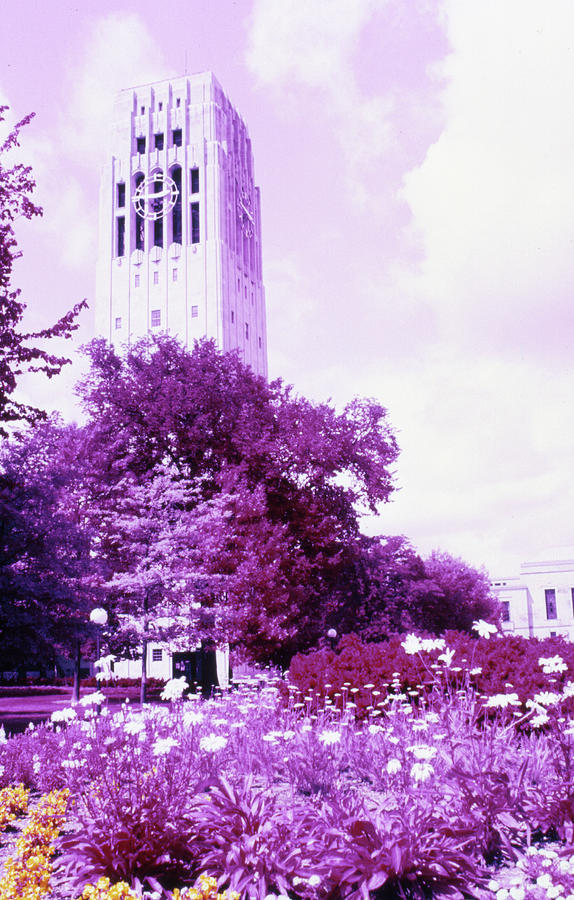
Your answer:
(176, 97), (181, 107)
(140, 105), (145, 114)
(191, 202), (200, 243)
(171, 166), (182, 244)
(115, 317), (122, 330)
(231, 310), (234, 323)
(245, 322), (249, 339)
(136, 136), (146, 154)
(545, 588), (557, 620)
(172, 268), (178, 282)
(258, 336), (262, 349)
(154, 133), (164, 151)
(153, 270), (159, 285)
(173, 128), (182, 147)
(116, 216), (125, 257)
(134, 174), (145, 250)
(158, 102), (163, 111)
(135, 274), (140, 288)
(571, 587), (574, 616)
(190, 167), (200, 194)
(152, 648), (162, 662)
(117, 183), (125, 208)
(191, 305), (198, 318)
(152, 175), (164, 247)
(501, 601), (510, 622)
(151, 309), (161, 327)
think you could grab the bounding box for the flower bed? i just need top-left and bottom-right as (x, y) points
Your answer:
(1, 632), (574, 898)
(0, 787), (69, 899)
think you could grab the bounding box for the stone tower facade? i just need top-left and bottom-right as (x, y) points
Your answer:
(95, 72), (268, 378)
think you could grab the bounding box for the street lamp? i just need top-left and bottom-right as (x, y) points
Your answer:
(90, 607), (108, 663)
(327, 628), (337, 651)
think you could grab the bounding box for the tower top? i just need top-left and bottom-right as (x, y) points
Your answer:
(95, 72), (268, 378)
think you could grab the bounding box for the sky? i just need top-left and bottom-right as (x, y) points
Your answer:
(1, 0), (574, 577)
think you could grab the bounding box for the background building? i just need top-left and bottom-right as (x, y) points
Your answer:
(95, 71), (267, 378)
(492, 549), (574, 640)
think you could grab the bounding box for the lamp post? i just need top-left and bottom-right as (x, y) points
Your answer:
(327, 628), (337, 651)
(90, 607), (108, 665)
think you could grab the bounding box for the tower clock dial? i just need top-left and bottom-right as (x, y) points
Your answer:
(236, 190), (254, 238)
(133, 173), (178, 220)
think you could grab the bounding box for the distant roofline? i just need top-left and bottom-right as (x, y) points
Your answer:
(491, 555), (574, 582)
(117, 71), (222, 95)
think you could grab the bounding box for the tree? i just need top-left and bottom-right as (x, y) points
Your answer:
(322, 539), (501, 644)
(414, 550), (500, 634)
(0, 420), (97, 687)
(323, 535), (429, 641)
(77, 335), (400, 663)
(0, 107), (86, 435)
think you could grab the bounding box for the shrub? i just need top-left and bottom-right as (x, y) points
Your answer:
(286, 631), (574, 717)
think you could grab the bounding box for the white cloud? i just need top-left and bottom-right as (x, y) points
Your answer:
(65, 12), (175, 164)
(402, 0), (574, 358)
(247, 0), (378, 86)
(8, 13), (174, 274)
(246, 0), (395, 203)
(360, 353), (574, 573)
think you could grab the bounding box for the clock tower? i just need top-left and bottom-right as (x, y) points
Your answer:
(95, 72), (268, 378)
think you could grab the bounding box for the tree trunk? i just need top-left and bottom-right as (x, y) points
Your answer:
(72, 638), (81, 703)
(140, 636), (148, 705)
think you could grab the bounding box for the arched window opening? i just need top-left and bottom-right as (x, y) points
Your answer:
(134, 173), (145, 250)
(152, 171), (164, 248)
(171, 166), (182, 245)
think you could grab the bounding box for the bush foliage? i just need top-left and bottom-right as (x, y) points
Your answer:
(287, 630), (574, 717)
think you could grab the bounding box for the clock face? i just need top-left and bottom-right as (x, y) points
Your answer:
(133, 173), (178, 221)
(236, 190), (254, 238)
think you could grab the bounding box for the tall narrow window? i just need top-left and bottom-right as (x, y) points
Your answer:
(173, 128), (182, 147)
(140, 105), (145, 115)
(172, 268), (178, 282)
(190, 167), (200, 194)
(115, 317), (122, 330)
(134, 174), (145, 250)
(136, 136), (146, 154)
(158, 102), (163, 112)
(135, 274), (140, 288)
(153, 175), (163, 247)
(153, 271), (159, 285)
(117, 217), (125, 257)
(191, 305), (198, 318)
(151, 309), (161, 327)
(154, 133), (164, 151)
(571, 587), (574, 617)
(176, 97), (181, 108)
(545, 588), (557, 620)
(191, 202), (200, 244)
(117, 183), (125, 208)
(171, 167), (182, 244)
(154, 218), (163, 247)
(501, 601), (510, 622)
(231, 310), (234, 323)
(245, 322), (249, 340)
